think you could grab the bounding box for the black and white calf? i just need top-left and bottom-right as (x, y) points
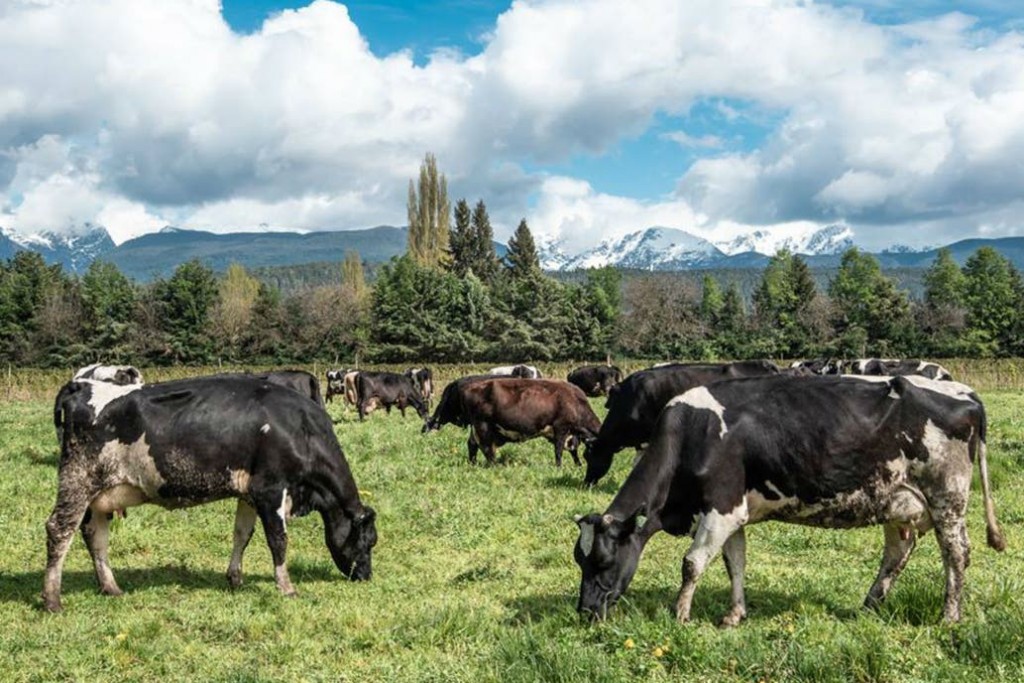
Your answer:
(44, 375), (377, 612)
(574, 374), (1005, 624)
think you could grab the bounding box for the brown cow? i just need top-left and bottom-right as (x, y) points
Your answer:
(460, 378), (601, 467)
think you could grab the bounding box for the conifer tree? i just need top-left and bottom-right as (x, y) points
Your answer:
(468, 200), (499, 282)
(506, 218), (540, 278)
(449, 198), (473, 277)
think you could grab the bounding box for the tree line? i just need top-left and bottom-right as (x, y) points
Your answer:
(3, 155), (1024, 367)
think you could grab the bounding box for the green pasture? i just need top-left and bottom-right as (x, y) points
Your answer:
(1, 366), (1022, 682)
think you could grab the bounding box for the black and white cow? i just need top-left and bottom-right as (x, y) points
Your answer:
(256, 369), (325, 407)
(54, 364), (146, 444)
(43, 375), (377, 612)
(583, 360), (780, 484)
(567, 365), (623, 397)
(73, 363), (145, 385)
(325, 369), (349, 403)
(405, 367), (435, 407)
(574, 374), (1005, 624)
(788, 359), (842, 375)
(354, 371), (428, 421)
(844, 358), (953, 381)
(489, 364), (543, 379)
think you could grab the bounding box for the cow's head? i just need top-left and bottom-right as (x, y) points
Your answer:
(574, 511), (646, 620)
(581, 437), (614, 486)
(324, 506), (377, 581)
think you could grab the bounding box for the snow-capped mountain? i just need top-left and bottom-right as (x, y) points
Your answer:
(713, 224), (854, 256)
(0, 224), (116, 273)
(540, 227), (725, 271)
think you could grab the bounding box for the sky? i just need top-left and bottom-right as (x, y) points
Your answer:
(2, 0), (1024, 254)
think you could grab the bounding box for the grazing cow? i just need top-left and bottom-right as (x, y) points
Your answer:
(458, 378), (601, 467)
(489, 364), (543, 379)
(789, 359), (842, 375)
(405, 367), (435, 407)
(567, 365), (623, 397)
(55, 364), (146, 444)
(573, 374), (1005, 624)
(422, 374), (493, 433)
(325, 369), (349, 403)
(43, 375), (377, 612)
(583, 360), (780, 484)
(256, 370), (325, 407)
(846, 358), (899, 375)
(355, 371), (428, 421)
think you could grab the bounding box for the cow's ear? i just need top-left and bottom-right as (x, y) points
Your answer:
(577, 521), (596, 557)
(356, 507), (376, 525)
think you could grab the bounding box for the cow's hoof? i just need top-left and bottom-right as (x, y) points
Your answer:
(226, 572), (243, 589)
(100, 586), (124, 597)
(718, 611), (745, 628)
(283, 590), (298, 598)
(43, 598), (62, 613)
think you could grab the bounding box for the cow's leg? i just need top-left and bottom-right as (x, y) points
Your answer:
(553, 427), (567, 468)
(473, 423), (498, 464)
(568, 434), (582, 466)
(226, 499), (258, 589)
(863, 523), (916, 611)
(467, 432), (480, 465)
(675, 504), (746, 623)
(934, 516), (970, 622)
(357, 399), (366, 421)
(43, 478), (94, 612)
(81, 509), (122, 597)
(719, 528), (747, 627)
(256, 493), (295, 597)
(398, 398), (407, 417)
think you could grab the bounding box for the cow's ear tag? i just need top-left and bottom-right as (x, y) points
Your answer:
(578, 523), (596, 557)
(635, 513), (648, 531)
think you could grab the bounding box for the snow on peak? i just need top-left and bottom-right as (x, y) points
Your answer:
(538, 227), (724, 271)
(714, 223), (853, 256)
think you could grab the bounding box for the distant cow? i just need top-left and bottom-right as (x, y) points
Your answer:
(325, 369), (349, 403)
(405, 367), (435, 407)
(73, 363), (144, 385)
(789, 359), (842, 375)
(255, 370), (324, 407)
(458, 378), (601, 467)
(490, 364), (542, 379)
(584, 360), (780, 484)
(573, 374), (1005, 624)
(845, 358), (953, 381)
(567, 365), (623, 397)
(55, 364), (145, 444)
(355, 371), (428, 421)
(44, 375), (377, 612)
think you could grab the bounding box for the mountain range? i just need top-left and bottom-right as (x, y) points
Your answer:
(3, 222), (1024, 280)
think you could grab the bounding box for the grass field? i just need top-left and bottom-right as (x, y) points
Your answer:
(1, 367), (1023, 682)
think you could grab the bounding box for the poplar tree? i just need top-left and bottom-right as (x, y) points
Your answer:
(406, 153), (450, 268)
(341, 250), (367, 299)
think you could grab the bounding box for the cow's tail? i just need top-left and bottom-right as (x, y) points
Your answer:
(976, 434), (1007, 552)
(971, 401), (1006, 551)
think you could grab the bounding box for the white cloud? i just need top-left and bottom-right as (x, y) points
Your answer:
(0, 0), (1023, 254)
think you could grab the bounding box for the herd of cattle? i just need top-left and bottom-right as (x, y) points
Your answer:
(43, 358), (1005, 627)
